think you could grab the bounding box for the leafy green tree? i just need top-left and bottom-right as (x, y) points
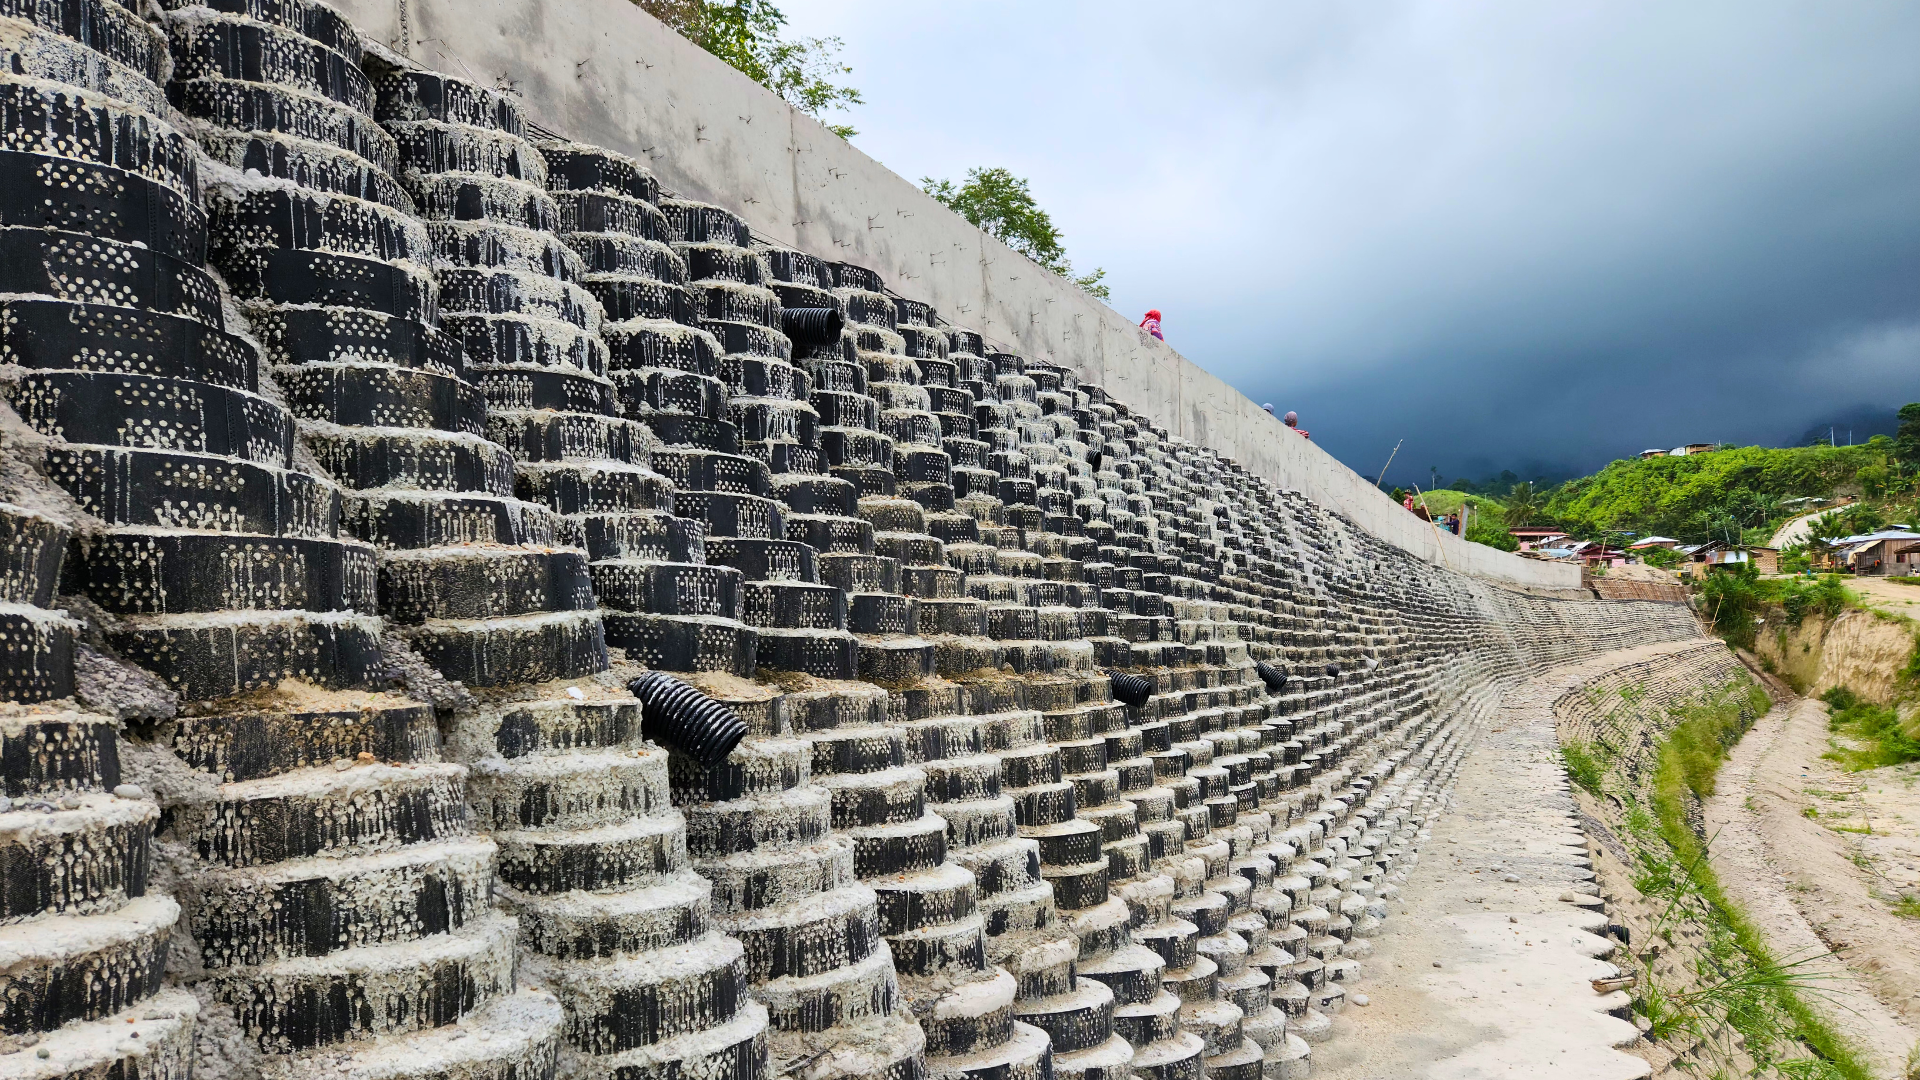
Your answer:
(637, 0), (862, 138)
(1639, 546), (1682, 569)
(1857, 461), (1892, 500)
(1828, 502), (1886, 536)
(922, 168), (1110, 300)
(1700, 562), (1763, 648)
(1897, 403), (1920, 468)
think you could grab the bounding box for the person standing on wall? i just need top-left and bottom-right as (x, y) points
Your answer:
(1283, 411), (1309, 440)
(1140, 309), (1163, 340)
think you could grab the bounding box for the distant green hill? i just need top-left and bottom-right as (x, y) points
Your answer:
(1543, 441), (1891, 542)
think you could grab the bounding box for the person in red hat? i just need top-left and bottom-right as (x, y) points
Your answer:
(1140, 309), (1163, 340)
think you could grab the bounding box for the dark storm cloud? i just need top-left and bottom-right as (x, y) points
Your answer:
(783, 0), (1920, 484)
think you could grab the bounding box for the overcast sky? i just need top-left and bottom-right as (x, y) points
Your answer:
(780, 0), (1920, 487)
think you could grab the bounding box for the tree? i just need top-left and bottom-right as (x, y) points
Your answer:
(1639, 545), (1682, 569)
(921, 168), (1110, 300)
(636, 0), (862, 138)
(1897, 403), (1920, 468)
(1502, 481), (1542, 528)
(1856, 461), (1892, 500)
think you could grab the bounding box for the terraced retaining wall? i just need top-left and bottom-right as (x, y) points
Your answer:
(0, 3), (1689, 1080)
(329, 0), (1579, 594)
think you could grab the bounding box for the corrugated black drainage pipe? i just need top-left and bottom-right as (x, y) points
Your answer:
(628, 671), (749, 766)
(1108, 670), (1153, 707)
(1255, 661), (1288, 692)
(781, 306), (844, 347)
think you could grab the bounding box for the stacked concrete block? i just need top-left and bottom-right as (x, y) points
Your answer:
(118, 8), (577, 1075)
(0, 5), (1712, 1078)
(672, 682), (926, 1080)
(784, 681), (1034, 1080)
(667, 203), (861, 680)
(347, 67), (608, 684)
(0, 500), (199, 1079)
(954, 354), (1156, 1080)
(3, 0), (389, 701)
(536, 141), (756, 677)
(161, 692), (565, 1078)
(764, 247), (909, 647)
(826, 263), (937, 683)
(444, 690), (772, 1080)
(300, 73), (776, 1080)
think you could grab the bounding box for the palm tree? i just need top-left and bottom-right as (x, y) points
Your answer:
(1503, 481), (1542, 528)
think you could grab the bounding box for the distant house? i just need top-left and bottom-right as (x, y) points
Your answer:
(1582, 546), (1627, 568)
(1893, 542), (1920, 578)
(1638, 449), (1668, 459)
(1539, 540), (1625, 568)
(1508, 526), (1568, 552)
(1837, 531), (1920, 577)
(1681, 540), (1778, 576)
(1628, 536), (1679, 551)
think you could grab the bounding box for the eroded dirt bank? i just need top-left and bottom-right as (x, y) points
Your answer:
(1560, 639), (1916, 1078)
(1755, 603), (1915, 706)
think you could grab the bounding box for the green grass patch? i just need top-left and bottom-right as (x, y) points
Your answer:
(1663, 683), (1776, 798)
(1820, 686), (1920, 770)
(1623, 682), (1875, 1079)
(1562, 741), (1610, 796)
(1407, 489), (1502, 517)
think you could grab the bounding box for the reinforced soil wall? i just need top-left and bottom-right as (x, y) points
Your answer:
(331, 0), (1577, 591)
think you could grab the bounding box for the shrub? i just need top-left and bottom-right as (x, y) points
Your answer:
(1773, 575), (1852, 626)
(1640, 546), (1683, 569)
(1465, 513), (1519, 551)
(1701, 564), (1765, 648)
(1820, 686), (1920, 770)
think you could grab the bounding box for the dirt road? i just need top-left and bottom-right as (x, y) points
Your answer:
(1705, 696), (1920, 1076)
(1847, 576), (1920, 621)
(1772, 506), (1846, 549)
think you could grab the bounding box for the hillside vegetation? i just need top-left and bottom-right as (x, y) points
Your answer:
(1542, 442), (1896, 543)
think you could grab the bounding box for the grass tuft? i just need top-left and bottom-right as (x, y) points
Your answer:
(1562, 741), (1610, 796)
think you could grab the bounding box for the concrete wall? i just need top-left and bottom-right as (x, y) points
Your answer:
(339, 0), (1578, 591)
